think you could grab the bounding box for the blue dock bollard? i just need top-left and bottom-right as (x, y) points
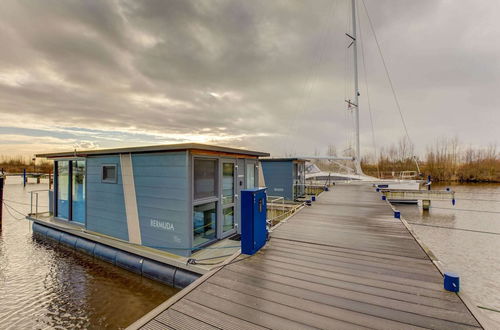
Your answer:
(452, 198), (456, 206)
(394, 210), (400, 219)
(444, 272), (460, 292)
(311, 196), (316, 202)
(241, 188), (268, 255)
(23, 168), (27, 187)
(381, 195), (386, 201)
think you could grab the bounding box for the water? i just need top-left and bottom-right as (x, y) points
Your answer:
(0, 178), (178, 329)
(397, 183), (500, 326)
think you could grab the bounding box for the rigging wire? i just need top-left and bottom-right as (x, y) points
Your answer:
(360, 0), (420, 173)
(357, 7), (380, 178)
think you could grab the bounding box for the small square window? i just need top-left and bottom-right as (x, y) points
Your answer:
(102, 164), (117, 183)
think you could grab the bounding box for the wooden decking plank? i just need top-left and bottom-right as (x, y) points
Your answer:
(197, 282), (370, 330)
(254, 253), (443, 287)
(209, 271), (426, 330)
(185, 289), (320, 330)
(204, 279), (479, 330)
(141, 320), (175, 330)
(229, 258), (461, 302)
(155, 309), (219, 330)
(215, 267), (477, 326)
(262, 247), (438, 277)
(267, 241), (435, 271)
(171, 299), (268, 330)
(270, 232), (428, 259)
(269, 238), (431, 265)
(223, 264), (469, 311)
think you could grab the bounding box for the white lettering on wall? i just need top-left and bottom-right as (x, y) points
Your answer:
(150, 219), (175, 231)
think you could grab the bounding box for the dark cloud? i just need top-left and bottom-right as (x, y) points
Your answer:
(0, 0), (498, 157)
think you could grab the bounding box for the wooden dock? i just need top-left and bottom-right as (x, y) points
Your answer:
(129, 184), (483, 330)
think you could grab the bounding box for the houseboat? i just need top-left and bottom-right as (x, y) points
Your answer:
(28, 143), (269, 287)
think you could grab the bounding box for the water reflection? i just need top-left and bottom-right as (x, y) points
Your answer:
(0, 178), (178, 329)
(398, 183), (500, 326)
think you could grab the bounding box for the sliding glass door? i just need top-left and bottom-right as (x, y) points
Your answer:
(71, 160), (86, 223)
(193, 158), (218, 247)
(55, 159), (85, 224)
(56, 161), (70, 219)
(221, 160), (236, 238)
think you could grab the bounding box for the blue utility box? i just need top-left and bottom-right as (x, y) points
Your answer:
(241, 188), (268, 255)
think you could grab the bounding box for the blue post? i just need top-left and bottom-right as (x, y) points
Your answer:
(23, 168), (27, 187)
(381, 195), (386, 201)
(444, 272), (460, 292)
(452, 198), (456, 206)
(376, 188), (380, 192)
(394, 210), (400, 219)
(311, 196), (316, 202)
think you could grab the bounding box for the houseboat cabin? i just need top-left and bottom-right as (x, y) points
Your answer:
(261, 158), (307, 201)
(38, 143), (269, 257)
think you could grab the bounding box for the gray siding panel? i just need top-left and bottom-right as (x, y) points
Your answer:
(132, 152), (190, 257)
(262, 161), (294, 200)
(86, 155), (129, 241)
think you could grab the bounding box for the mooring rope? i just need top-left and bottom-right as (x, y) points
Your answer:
(406, 222), (500, 236)
(2, 202), (26, 220)
(430, 207), (500, 214)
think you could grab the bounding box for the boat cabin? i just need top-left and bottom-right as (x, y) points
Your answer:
(37, 143), (269, 257)
(261, 158), (307, 201)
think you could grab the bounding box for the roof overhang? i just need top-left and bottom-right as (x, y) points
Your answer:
(36, 143), (270, 159)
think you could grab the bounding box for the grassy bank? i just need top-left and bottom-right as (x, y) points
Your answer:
(0, 156), (52, 174)
(361, 139), (500, 183)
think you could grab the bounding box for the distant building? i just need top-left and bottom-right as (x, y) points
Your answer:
(261, 158), (307, 201)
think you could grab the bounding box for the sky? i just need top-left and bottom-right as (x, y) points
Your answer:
(0, 0), (499, 159)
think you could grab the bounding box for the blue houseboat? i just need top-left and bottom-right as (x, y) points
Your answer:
(33, 143), (268, 260)
(261, 158), (307, 201)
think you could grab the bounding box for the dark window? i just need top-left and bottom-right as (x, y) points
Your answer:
(194, 159), (217, 199)
(102, 165), (117, 183)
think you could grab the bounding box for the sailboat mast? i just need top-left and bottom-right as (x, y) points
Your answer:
(351, 0), (362, 174)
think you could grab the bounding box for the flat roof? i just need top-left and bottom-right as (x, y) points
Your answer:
(260, 157), (308, 162)
(36, 143), (270, 158)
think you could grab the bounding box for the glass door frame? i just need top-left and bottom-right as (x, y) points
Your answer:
(219, 158), (237, 239)
(191, 156), (220, 250)
(54, 158), (86, 226)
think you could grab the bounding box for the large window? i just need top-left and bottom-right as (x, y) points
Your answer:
(55, 159), (86, 224)
(246, 163), (256, 188)
(72, 160), (86, 223)
(56, 161), (69, 219)
(222, 163), (234, 204)
(193, 158), (218, 247)
(193, 202), (217, 247)
(194, 159), (217, 199)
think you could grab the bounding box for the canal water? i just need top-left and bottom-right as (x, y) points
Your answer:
(398, 183), (500, 326)
(0, 178), (178, 329)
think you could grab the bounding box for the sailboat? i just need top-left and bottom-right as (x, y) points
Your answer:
(304, 0), (422, 192)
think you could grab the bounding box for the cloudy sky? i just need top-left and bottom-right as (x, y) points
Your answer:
(0, 0), (499, 158)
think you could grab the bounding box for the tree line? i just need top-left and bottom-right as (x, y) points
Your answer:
(318, 137), (499, 182)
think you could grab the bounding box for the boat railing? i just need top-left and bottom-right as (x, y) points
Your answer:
(29, 189), (50, 219)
